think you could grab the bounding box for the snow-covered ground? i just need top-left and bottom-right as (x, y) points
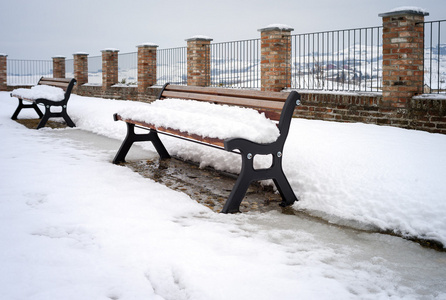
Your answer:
(1, 92), (446, 299)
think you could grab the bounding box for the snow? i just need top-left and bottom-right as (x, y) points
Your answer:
(117, 98), (280, 143)
(101, 48), (120, 52)
(186, 35), (213, 41)
(11, 84), (65, 101)
(389, 6), (429, 15)
(137, 42), (159, 47)
(261, 24), (294, 31)
(1, 92), (446, 299)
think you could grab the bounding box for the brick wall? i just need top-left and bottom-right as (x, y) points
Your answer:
(258, 25), (293, 92)
(295, 91), (446, 134)
(379, 9), (428, 108)
(186, 37), (212, 86)
(101, 49), (119, 89)
(0, 54), (6, 91)
(52, 56), (66, 78)
(73, 53), (88, 86)
(137, 43), (158, 93)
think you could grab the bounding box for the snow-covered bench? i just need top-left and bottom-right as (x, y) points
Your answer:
(113, 83), (301, 213)
(10, 77), (76, 129)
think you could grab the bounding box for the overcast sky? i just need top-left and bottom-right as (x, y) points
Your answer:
(1, 0), (445, 59)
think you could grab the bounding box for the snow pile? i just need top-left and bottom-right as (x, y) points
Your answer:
(1, 92), (446, 299)
(117, 98), (280, 144)
(66, 94), (446, 246)
(11, 85), (65, 101)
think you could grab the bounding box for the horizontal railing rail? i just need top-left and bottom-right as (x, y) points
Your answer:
(291, 26), (383, 92)
(6, 59), (53, 86)
(423, 19), (446, 94)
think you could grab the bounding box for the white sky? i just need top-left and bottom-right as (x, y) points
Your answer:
(1, 0), (445, 59)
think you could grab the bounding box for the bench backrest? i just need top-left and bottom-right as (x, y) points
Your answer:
(158, 83), (301, 143)
(158, 84), (295, 122)
(37, 77), (77, 101)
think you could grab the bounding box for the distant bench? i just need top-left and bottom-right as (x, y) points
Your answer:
(113, 83), (301, 213)
(10, 77), (76, 129)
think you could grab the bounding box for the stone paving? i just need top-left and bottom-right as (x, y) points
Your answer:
(126, 158), (290, 214)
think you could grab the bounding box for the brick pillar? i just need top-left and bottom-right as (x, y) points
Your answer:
(0, 53), (6, 91)
(379, 8), (429, 108)
(101, 49), (119, 89)
(137, 43), (158, 93)
(186, 36), (212, 86)
(52, 56), (66, 78)
(258, 25), (293, 92)
(73, 52), (88, 85)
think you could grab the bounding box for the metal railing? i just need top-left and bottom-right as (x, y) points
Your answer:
(65, 58), (74, 79)
(423, 20), (446, 93)
(118, 52), (137, 85)
(291, 26), (383, 92)
(87, 55), (102, 84)
(210, 39), (261, 89)
(157, 47), (187, 85)
(6, 59), (53, 85)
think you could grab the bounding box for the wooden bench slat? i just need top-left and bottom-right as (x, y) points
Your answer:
(39, 77), (73, 83)
(163, 84), (289, 102)
(161, 90), (285, 113)
(38, 81), (70, 90)
(116, 114), (225, 148)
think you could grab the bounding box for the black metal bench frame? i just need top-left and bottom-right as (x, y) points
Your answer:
(113, 83), (301, 213)
(10, 77), (77, 129)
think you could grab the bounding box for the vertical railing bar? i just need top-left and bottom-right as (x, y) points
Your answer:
(437, 21), (441, 93)
(429, 22), (433, 91)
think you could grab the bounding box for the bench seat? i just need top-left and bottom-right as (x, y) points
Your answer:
(116, 98), (280, 145)
(11, 85), (65, 102)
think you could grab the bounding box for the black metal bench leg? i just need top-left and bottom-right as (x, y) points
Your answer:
(113, 123), (170, 164)
(32, 102), (44, 118)
(221, 155), (255, 213)
(36, 106), (51, 129)
(61, 106), (75, 127)
(11, 99), (43, 120)
(273, 172), (298, 207)
(11, 102), (23, 120)
(222, 170), (253, 214)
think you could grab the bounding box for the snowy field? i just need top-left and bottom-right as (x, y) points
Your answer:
(1, 91), (446, 299)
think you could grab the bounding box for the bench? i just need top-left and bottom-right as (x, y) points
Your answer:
(113, 83), (301, 213)
(10, 77), (77, 129)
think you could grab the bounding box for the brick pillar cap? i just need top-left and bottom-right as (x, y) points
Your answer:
(52, 55), (66, 59)
(379, 6), (429, 17)
(185, 35), (213, 42)
(101, 48), (120, 53)
(137, 42), (159, 48)
(0, 53), (7, 57)
(258, 24), (294, 32)
(73, 52), (89, 56)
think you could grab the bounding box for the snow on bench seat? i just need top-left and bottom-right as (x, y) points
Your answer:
(116, 98), (280, 144)
(11, 85), (65, 102)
